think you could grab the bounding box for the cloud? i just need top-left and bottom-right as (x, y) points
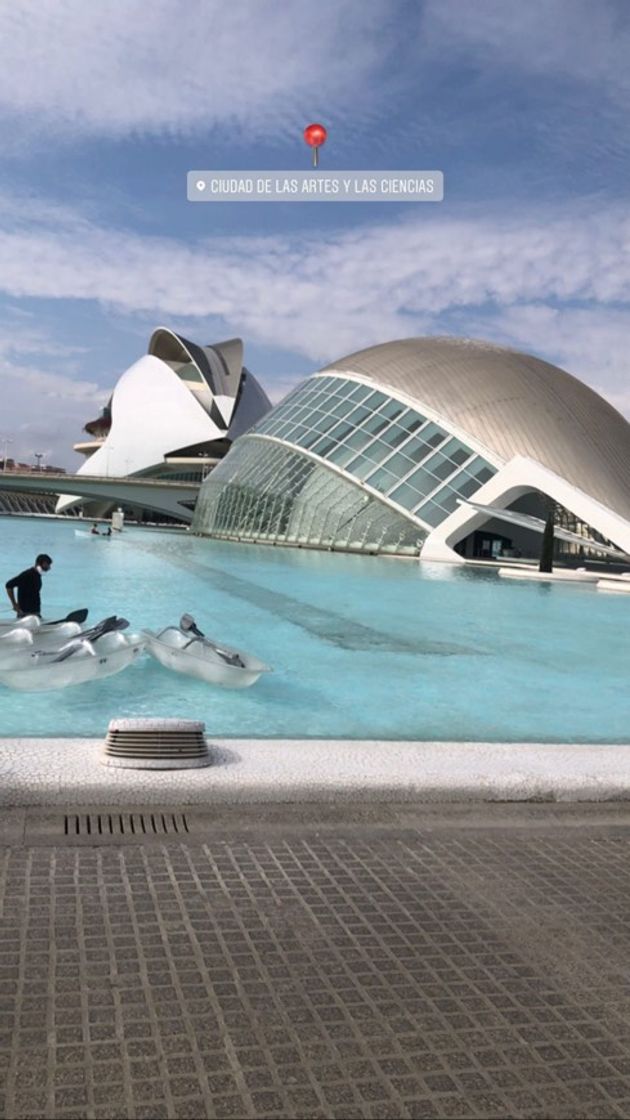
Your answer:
(0, 192), (629, 466)
(0, 0), (625, 170)
(0, 0), (391, 141)
(408, 0), (630, 179)
(421, 0), (630, 102)
(0, 359), (107, 467)
(0, 192), (629, 349)
(0, 312), (107, 466)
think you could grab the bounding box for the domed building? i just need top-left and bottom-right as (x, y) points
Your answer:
(57, 329), (271, 517)
(192, 337), (630, 562)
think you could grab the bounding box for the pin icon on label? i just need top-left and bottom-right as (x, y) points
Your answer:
(304, 123), (327, 167)
(196, 180), (206, 191)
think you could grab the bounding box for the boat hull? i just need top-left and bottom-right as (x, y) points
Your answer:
(143, 630), (269, 689)
(0, 622), (83, 662)
(0, 633), (145, 691)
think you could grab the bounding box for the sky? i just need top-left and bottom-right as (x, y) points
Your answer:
(0, 0), (629, 468)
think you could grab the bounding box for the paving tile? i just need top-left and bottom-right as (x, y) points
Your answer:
(5, 813), (630, 1118)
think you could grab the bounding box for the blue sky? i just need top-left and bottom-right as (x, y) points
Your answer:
(0, 0), (629, 467)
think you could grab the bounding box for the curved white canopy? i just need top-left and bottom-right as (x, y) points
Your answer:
(458, 498), (628, 559)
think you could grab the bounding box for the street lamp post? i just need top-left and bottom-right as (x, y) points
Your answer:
(1, 436), (13, 471)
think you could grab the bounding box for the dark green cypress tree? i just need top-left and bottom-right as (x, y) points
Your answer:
(539, 498), (556, 573)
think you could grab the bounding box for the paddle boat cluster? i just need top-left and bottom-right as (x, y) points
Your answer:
(0, 611), (270, 692)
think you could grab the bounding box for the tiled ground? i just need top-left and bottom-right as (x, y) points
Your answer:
(3, 806), (630, 1119)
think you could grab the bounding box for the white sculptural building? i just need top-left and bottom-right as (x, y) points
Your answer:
(191, 337), (630, 562)
(57, 329), (271, 516)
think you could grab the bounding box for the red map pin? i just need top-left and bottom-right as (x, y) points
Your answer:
(304, 123), (327, 168)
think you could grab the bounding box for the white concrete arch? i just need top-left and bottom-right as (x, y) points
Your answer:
(422, 456), (630, 563)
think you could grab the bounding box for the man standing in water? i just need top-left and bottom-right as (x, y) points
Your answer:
(5, 554), (53, 617)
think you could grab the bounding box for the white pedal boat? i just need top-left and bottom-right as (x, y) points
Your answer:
(0, 619), (145, 691)
(142, 614), (270, 689)
(0, 613), (40, 634)
(0, 621), (85, 663)
(0, 608), (88, 635)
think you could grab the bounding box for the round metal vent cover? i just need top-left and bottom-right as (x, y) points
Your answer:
(102, 718), (211, 770)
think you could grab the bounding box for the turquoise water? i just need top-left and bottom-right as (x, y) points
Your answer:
(1, 516), (629, 741)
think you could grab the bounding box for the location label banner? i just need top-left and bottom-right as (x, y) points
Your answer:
(188, 171), (444, 202)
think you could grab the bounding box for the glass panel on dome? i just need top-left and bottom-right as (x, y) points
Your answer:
(399, 413), (425, 433)
(326, 442), (362, 467)
(474, 466), (494, 484)
(325, 421), (355, 444)
(379, 424), (414, 450)
(344, 404), (372, 426)
(389, 481), (424, 510)
(294, 403), (318, 420)
(403, 426), (445, 462)
(329, 397), (355, 418)
(416, 500), (450, 527)
(343, 429), (372, 452)
(380, 398), (406, 421)
(363, 390), (387, 411)
(299, 429), (327, 449)
(397, 463), (436, 496)
(447, 445), (471, 467)
(416, 487), (461, 518)
(343, 455), (371, 479)
(347, 383), (373, 402)
(291, 424), (310, 441)
(433, 437), (466, 463)
(330, 379), (356, 397)
(300, 393), (326, 413)
(346, 452), (384, 480)
(312, 411), (342, 435)
(315, 379), (333, 393)
(365, 465), (400, 493)
(310, 437), (337, 458)
(380, 449), (418, 477)
(454, 475), (482, 499)
(362, 413), (390, 437)
(423, 453), (456, 482)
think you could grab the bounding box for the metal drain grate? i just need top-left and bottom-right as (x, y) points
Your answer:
(102, 718), (211, 769)
(64, 811), (190, 837)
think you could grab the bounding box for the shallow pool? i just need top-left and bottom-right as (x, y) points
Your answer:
(1, 516), (629, 740)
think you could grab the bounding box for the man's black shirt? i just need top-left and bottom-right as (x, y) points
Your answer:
(5, 567), (42, 615)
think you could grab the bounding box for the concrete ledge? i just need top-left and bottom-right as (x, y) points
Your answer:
(1, 738), (630, 806)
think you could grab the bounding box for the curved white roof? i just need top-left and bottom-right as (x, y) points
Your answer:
(323, 337), (630, 521)
(57, 330), (271, 513)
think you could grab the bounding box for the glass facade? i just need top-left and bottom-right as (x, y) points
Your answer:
(193, 438), (423, 554)
(251, 376), (495, 522)
(193, 375), (497, 554)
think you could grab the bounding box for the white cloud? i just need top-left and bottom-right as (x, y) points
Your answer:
(0, 0), (390, 140)
(0, 193), (629, 356)
(421, 0), (630, 103)
(0, 194), (629, 466)
(0, 359), (107, 467)
(0, 0), (624, 153)
(0, 312), (107, 466)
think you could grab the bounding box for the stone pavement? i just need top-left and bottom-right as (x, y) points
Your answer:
(3, 803), (630, 1120)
